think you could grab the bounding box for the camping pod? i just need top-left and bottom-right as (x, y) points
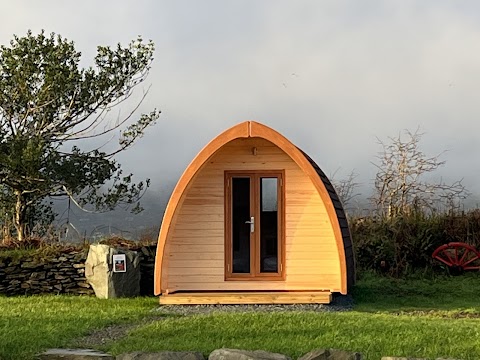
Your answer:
(154, 121), (355, 304)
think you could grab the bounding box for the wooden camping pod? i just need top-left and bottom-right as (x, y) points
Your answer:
(154, 121), (355, 304)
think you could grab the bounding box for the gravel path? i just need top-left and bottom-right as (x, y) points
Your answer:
(71, 315), (167, 348)
(154, 295), (354, 316)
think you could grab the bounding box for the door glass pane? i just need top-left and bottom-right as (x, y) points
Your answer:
(260, 177), (278, 273)
(232, 177), (250, 273)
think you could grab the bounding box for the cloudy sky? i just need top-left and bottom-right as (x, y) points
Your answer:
(3, 1), (480, 209)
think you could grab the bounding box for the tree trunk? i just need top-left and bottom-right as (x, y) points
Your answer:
(14, 190), (27, 241)
(2, 222), (11, 243)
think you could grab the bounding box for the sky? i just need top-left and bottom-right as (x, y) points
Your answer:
(2, 1), (480, 215)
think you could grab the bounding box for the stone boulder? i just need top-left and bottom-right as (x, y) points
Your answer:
(298, 349), (362, 360)
(36, 348), (114, 359)
(117, 351), (205, 360)
(85, 244), (141, 298)
(209, 349), (291, 360)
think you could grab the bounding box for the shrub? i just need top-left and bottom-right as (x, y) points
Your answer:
(351, 210), (480, 276)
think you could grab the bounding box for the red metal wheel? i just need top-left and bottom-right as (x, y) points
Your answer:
(432, 242), (480, 273)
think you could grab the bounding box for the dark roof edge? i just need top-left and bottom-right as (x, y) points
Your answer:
(298, 149), (356, 291)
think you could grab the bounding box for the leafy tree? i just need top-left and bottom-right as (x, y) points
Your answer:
(0, 30), (160, 241)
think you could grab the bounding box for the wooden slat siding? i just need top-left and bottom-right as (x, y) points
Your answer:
(166, 280), (339, 292)
(164, 137), (341, 293)
(169, 267), (223, 276)
(167, 275), (327, 283)
(298, 149), (356, 291)
(168, 252), (224, 260)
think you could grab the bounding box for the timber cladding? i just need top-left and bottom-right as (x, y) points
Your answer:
(154, 121), (355, 302)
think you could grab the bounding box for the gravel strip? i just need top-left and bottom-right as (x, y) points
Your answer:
(154, 295), (354, 315)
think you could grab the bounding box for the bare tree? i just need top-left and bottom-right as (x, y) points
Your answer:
(371, 129), (468, 217)
(331, 169), (360, 210)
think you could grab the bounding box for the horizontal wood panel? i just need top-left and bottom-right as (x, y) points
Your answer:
(167, 258), (339, 270)
(287, 259), (325, 274)
(189, 181), (223, 189)
(167, 244), (223, 253)
(286, 213), (327, 221)
(285, 235), (334, 242)
(170, 237), (223, 245)
(286, 189), (320, 196)
(286, 251), (336, 260)
(211, 155), (299, 163)
(169, 275), (227, 283)
(169, 239), (338, 252)
(175, 204), (223, 211)
(168, 267), (223, 276)
(173, 221), (224, 230)
(167, 267), (339, 278)
(286, 265), (339, 275)
(169, 274), (339, 284)
(285, 174), (316, 180)
(159, 291), (332, 305)
(285, 244), (336, 251)
(286, 259), (338, 268)
(169, 229), (224, 237)
(168, 252), (224, 260)
(171, 213), (224, 222)
(207, 163), (300, 171)
(182, 198), (224, 206)
(286, 199), (323, 207)
(169, 234), (223, 241)
(286, 253), (339, 261)
(286, 264), (340, 275)
(286, 229), (334, 237)
(285, 207), (325, 215)
(168, 282), (340, 292)
(286, 246), (338, 254)
(168, 260), (224, 268)
(285, 233), (335, 241)
(286, 222), (330, 230)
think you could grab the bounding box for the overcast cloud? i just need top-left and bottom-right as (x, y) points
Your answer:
(2, 1), (480, 210)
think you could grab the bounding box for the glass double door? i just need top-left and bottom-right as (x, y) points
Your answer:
(225, 171), (284, 280)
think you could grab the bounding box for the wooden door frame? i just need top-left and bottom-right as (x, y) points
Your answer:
(224, 170), (285, 281)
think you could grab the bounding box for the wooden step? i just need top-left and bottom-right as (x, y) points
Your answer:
(159, 291), (332, 305)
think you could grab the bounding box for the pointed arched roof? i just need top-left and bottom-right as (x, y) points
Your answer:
(154, 121), (354, 295)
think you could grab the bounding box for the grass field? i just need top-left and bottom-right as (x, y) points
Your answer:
(106, 311), (480, 360)
(1, 273), (480, 360)
(105, 273), (480, 360)
(0, 296), (157, 360)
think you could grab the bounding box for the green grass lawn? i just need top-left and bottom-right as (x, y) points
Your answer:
(106, 311), (480, 360)
(0, 296), (157, 360)
(105, 273), (480, 360)
(353, 272), (480, 313)
(1, 273), (480, 360)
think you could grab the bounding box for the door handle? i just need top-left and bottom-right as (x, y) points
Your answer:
(245, 216), (254, 233)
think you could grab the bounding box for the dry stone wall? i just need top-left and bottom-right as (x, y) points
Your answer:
(0, 250), (93, 295)
(0, 245), (156, 296)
